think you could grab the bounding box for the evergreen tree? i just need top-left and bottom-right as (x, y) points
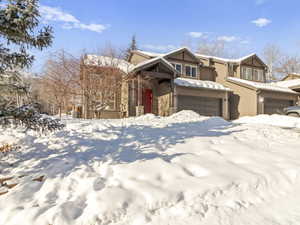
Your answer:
(0, 0), (53, 73)
(125, 35), (138, 61)
(0, 0), (64, 132)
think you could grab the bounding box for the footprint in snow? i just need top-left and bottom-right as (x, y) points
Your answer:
(93, 177), (105, 191)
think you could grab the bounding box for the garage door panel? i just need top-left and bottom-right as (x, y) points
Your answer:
(264, 98), (293, 115)
(178, 95), (222, 117)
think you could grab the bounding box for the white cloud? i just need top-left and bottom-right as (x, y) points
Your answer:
(187, 32), (204, 38)
(217, 36), (238, 42)
(142, 44), (178, 51)
(240, 40), (250, 45)
(40, 5), (108, 33)
(251, 18), (272, 27)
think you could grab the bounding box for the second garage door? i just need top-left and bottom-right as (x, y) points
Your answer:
(264, 98), (293, 115)
(177, 95), (222, 117)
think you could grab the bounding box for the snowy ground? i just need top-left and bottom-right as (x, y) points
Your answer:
(1, 111), (300, 225)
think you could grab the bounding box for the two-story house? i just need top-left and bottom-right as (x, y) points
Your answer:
(83, 47), (299, 120)
(124, 47), (232, 119)
(196, 53), (299, 119)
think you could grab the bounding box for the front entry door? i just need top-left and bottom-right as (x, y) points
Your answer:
(143, 89), (153, 114)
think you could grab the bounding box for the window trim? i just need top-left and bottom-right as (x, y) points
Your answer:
(241, 66), (253, 81)
(172, 63), (182, 74)
(253, 68), (264, 82)
(185, 64), (197, 78)
(242, 66), (265, 82)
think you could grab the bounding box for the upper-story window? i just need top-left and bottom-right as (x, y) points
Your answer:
(253, 69), (264, 82)
(185, 65), (197, 78)
(242, 67), (264, 82)
(242, 67), (253, 80)
(171, 63), (182, 74)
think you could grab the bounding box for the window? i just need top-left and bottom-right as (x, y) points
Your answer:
(242, 67), (253, 80)
(257, 69), (264, 82)
(185, 65), (197, 77)
(172, 63), (182, 73)
(251, 68), (265, 82)
(253, 69), (258, 81)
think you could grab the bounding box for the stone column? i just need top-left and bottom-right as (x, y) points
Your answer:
(136, 74), (144, 116)
(169, 78), (177, 115)
(222, 92), (230, 120)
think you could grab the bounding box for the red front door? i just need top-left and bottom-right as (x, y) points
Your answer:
(143, 89), (153, 114)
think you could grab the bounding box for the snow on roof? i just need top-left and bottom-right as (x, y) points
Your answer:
(195, 53), (257, 63)
(275, 79), (300, 89)
(289, 72), (300, 77)
(131, 56), (178, 74)
(135, 48), (259, 65)
(228, 77), (298, 94)
(135, 47), (195, 59)
(175, 77), (231, 91)
(84, 55), (134, 74)
(135, 50), (164, 58)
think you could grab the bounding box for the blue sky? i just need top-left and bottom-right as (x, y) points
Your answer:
(33, 0), (300, 72)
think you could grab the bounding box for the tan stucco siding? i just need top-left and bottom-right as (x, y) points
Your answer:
(225, 81), (258, 119)
(213, 62), (228, 84)
(130, 53), (149, 65)
(198, 58), (210, 66)
(176, 86), (227, 99)
(199, 67), (216, 81)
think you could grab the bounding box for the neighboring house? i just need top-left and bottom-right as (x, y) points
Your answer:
(196, 53), (299, 119)
(281, 73), (300, 81)
(80, 55), (133, 119)
(276, 74), (300, 105)
(125, 48), (231, 119)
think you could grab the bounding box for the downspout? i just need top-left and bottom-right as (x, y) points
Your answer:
(256, 89), (263, 115)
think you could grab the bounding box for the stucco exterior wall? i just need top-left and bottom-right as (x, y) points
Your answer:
(130, 54), (149, 65)
(225, 81), (258, 119)
(199, 67), (216, 81)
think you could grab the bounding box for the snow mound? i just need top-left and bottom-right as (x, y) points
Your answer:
(169, 110), (202, 120)
(234, 114), (300, 129)
(133, 113), (157, 121)
(1, 113), (300, 225)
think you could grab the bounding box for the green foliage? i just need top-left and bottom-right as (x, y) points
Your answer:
(0, 0), (53, 72)
(0, 103), (65, 132)
(0, 1), (62, 132)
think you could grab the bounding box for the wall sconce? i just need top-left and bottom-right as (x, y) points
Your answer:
(259, 96), (264, 103)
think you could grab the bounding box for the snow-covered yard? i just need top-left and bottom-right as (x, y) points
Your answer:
(1, 111), (300, 225)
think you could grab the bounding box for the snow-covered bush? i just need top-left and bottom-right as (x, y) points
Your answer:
(0, 103), (65, 132)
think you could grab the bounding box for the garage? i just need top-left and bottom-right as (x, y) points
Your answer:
(264, 98), (294, 115)
(177, 95), (222, 117)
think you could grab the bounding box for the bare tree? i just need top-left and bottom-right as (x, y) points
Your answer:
(81, 45), (133, 119)
(262, 44), (283, 81)
(196, 39), (226, 57)
(195, 39), (241, 58)
(39, 50), (81, 117)
(276, 55), (300, 77)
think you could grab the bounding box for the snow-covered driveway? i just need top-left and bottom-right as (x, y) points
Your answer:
(1, 111), (300, 225)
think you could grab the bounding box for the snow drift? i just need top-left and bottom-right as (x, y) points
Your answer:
(1, 112), (300, 225)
